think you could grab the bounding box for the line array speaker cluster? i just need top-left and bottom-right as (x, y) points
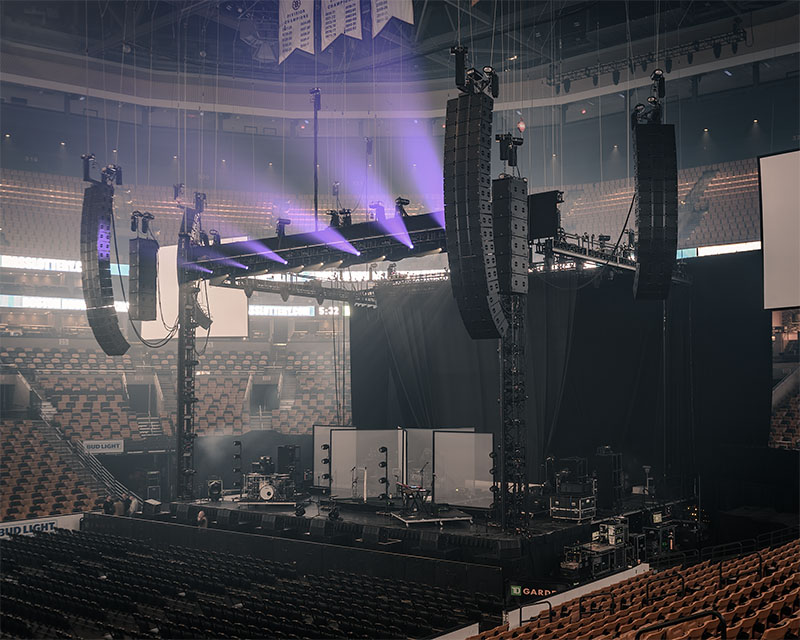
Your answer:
(633, 123), (678, 300)
(443, 91), (508, 339)
(129, 237), (158, 321)
(80, 182), (130, 356)
(493, 176), (529, 294)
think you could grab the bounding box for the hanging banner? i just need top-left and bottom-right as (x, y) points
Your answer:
(321, 0), (363, 52)
(279, 0), (315, 63)
(371, 0), (414, 38)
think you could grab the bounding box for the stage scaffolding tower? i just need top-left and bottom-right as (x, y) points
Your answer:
(499, 294), (527, 531)
(175, 193), (205, 501)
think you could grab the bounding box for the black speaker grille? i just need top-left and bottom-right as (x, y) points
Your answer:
(129, 237), (158, 321)
(80, 183), (130, 356)
(633, 124), (678, 300)
(444, 92), (508, 338)
(493, 176), (529, 294)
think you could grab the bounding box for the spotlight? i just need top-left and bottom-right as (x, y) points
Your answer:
(641, 60), (648, 72)
(394, 197), (410, 217)
(703, 128), (709, 132)
(193, 301), (212, 330)
(4, 133), (10, 139)
(141, 212), (153, 234)
(753, 119), (758, 124)
(687, 51), (693, 64)
(60, 141), (66, 146)
(665, 58), (673, 73)
(331, 181), (340, 197)
(379, 461), (387, 468)
(713, 42), (722, 58)
(295, 506), (306, 517)
(369, 201), (386, 222)
(563, 78), (571, 93)
(233, 440), (242, 446)
(612, 70), (620, 85)
(207, 479), (222, 502)
(209, 230), (221, 246)
(732, 41), (738, 54)
(322, 473), (330, 480)
(378, 446), (388, 453)
(466, 67), (484, 83)
(276, 217), (291, 239)
(321, 458), (330, 465)
(593, 74), (598, 86)
(321, 443), (330, 450)
(130, 212), (139, 233)
(379, 477), (388, 484)
(328, 507), (340, 521)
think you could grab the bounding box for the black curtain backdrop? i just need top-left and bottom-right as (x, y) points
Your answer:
(351, 251), (787, 510)
(352, 270), (694, 486)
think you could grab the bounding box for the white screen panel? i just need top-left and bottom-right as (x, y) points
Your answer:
(141, 245), (248, 338)
(760, 150), (800, 309)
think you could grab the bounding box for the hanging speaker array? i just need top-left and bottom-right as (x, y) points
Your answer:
(80, 181), (130, 356)
(632, 123), (678, 300)
(443, 91), (508, 339)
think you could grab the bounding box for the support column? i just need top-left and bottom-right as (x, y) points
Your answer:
(499, 293), (527, 531)
(175, 232), (198, 501)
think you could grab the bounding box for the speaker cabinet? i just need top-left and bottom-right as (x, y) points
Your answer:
(444, 92), (508, 338)
(528, 190), (562, 240)
(80, 183), (130, 355)
(493, 176), (529, 294)
(633, 124), (678, 300)
(129, 237), (158, 321)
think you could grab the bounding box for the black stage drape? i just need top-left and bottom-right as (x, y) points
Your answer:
(352, 252), (778, 503)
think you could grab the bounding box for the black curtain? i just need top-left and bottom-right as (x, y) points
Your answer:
(351, 252), (773, 497)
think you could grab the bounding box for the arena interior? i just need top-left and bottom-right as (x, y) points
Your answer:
(0, 1), (799, 639)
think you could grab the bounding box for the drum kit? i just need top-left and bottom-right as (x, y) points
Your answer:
(244, 472), (296, 503)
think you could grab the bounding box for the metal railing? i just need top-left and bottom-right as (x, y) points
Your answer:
(718, 550), (763, 588)
(579, 592), (616, 618)
(20, 372), (141, 503)
(634, 609), (726, 640)
(645, 572), (685, 604)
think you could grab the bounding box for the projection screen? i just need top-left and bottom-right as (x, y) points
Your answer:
(140, 244), (248, 339)
(759, 150), (800, 310)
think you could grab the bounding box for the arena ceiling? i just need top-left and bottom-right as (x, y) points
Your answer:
(2, 1), (796, 84)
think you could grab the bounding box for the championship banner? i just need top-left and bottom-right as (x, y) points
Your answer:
(279, 0), (315, 63)
(321, 0), (363, 52)
(371, 0), (414, 38)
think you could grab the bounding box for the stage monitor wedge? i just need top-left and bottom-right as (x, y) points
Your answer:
(759, 149), (800, 310)
(80, 182), (130, 356)
(632, 123), (678, 301)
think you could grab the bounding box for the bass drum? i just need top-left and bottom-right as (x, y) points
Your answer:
(259, 483), (276, 501)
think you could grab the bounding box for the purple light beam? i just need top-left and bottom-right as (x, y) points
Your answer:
(310, 227), (360, 256)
